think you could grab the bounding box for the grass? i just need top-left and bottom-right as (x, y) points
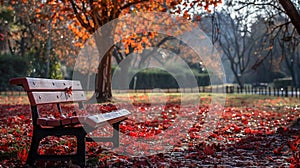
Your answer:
(111, 92), (300, 107)
(1, 92), (299, 108)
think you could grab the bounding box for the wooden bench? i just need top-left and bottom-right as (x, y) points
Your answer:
(9, 77), (131, 167)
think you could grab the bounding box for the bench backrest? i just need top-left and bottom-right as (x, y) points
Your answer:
(10, 77), (87, 106)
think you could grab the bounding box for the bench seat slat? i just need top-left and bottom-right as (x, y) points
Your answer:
(9, 77), (83, 91)
(37, 118), (61, 127)
(85, 109), (130, 127)
(37, 116), (86, 127)
(85, 116), (128, 128)
(28, 91), (86, 105)
(36, 115), (128, 128)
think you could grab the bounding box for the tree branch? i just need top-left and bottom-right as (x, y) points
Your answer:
(278, 0), (300, 35)
(68, 0), (91, 32)
(120, 0), (150, 11)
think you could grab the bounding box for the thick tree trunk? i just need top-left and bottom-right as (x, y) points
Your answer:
(91, 22), (115, 103)
(279, 0), (300, 35)
(95, 47), (113, 103)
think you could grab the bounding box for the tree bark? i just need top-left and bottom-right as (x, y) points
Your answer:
(278, 0), (300, 35)
(45, 19), (52, 78)
(95, 47), (113, 103)
(91, 20), (116, 103)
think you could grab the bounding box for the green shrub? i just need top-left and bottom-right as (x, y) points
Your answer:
(49, 56), (63, 79)
(273, 77), (292, 88)
(112, 67), (211, 89)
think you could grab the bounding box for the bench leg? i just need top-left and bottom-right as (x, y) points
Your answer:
(26, 128), (87, 168)
(74, 133), (86, 168)
(112, 123), (120, 147)
(26, 129), (41, 166)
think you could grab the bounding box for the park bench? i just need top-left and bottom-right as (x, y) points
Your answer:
(9, 77), (131, 167)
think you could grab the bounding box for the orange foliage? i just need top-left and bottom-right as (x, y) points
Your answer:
(57, 0), (222, 56)
(12, 0), (222, 73)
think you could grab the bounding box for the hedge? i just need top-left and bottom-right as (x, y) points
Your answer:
(273, 77), (292, 88)
(112, 68), (211, 89)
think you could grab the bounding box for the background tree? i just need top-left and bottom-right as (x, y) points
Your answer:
(225, 0), (300, 66)
(277, 23), (300, 86)
(0, 5), (15, 54)
(215, 10), (257, 88)
(3, 0), (78, 79)
(198, 9), (257, 88)
(249, 17), (287, 83)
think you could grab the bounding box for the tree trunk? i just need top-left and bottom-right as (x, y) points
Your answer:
(95, 47), (113, 103)
(45, 19), (52, 78)
(87, 72), (91, 91)
(236, 76), (244, 89)
(89, 21), (116, 103)
(279, 0), (300, 35)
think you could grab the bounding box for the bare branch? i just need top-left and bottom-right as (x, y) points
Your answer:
(278, 0), (300, 35)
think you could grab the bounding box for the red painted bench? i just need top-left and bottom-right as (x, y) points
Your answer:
(9, 77), (130, 167)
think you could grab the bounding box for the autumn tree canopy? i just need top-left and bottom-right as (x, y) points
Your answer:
(52, 0), (223, 102)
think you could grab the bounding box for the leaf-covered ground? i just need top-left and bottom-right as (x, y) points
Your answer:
(0, 95), (300, 167)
